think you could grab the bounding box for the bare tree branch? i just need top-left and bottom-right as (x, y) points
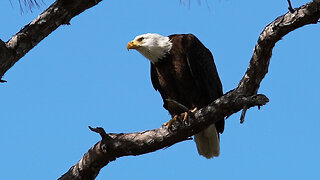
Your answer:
(58, 1), (320, 179)
(59, 94), (269, 180)
(237, 1), (320, 96)
(2, 0), (320, 179)
(0, 0), (103, 82)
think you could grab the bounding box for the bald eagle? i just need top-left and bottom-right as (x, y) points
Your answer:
(127, 33), (224, 159)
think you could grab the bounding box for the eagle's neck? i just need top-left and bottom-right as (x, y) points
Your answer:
(137, 36), (173, 63)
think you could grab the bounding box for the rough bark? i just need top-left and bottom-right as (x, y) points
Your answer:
(0, 0), (103, 82)
(237, 1), (320, 95)
(59, 1), (320, 179)
(59, 94), (268, 180)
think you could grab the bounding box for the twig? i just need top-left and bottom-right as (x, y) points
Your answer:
(89, 126), (108, 139)
(287, 0), (295, 13)
(240, 105), (248, 124)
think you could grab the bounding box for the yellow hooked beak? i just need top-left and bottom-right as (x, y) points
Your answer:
(127, 40), (141, 51)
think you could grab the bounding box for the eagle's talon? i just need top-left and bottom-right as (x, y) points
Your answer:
(191, 107), (198, 113)
(163, 115), (178, 128)
(179, 107), (198, 122)
(182, 112), (188, 121)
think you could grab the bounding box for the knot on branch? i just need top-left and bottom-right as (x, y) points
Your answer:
(239, 94), (269, 123)
(89, 126), (108, 139)
(89, 126), (115, 155)
(245, 94), (269, 106)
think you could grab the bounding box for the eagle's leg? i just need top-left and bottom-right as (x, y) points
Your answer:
(163, 115), (178, 128)
(164, 108), (198, 128)
(182, 107), (198, 121)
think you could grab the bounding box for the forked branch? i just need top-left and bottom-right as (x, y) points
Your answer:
(59, 1), (320, 179)
(1, 0), (320, 179)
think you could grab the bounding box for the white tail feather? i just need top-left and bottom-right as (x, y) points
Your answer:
(194, 124), (220, 159)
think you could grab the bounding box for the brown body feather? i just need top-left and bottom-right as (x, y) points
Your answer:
(151, 34), (224, 135)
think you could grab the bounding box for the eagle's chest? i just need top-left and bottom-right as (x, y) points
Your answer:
(156, 58), (191, 86)
(154, 57), (200, 109)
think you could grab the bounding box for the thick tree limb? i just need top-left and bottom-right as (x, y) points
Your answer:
(0, 0), (103, 81)
(237, 1), (320, 96)
(59, 94), (268, 180)
(59, 1), (320, 179)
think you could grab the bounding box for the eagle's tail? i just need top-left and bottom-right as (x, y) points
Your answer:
(194, 124), (220, 159)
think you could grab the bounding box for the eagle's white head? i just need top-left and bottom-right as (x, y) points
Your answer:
(127, 33), (173, 63)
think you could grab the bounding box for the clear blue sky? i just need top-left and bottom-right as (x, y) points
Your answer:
(1, 0), (320, 179)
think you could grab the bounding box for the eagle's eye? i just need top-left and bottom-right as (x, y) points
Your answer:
(137, 37), (144, 42)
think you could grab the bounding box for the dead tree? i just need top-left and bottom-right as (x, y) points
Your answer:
(1, 0), (320, 179)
